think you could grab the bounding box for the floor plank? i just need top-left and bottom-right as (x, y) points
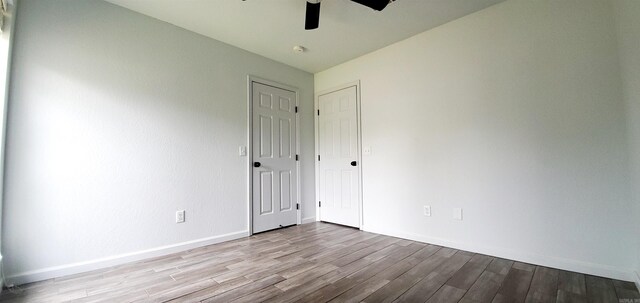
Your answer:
(524, 266), (559, 303)
(585, 275), (619, 303)
(614, 280), (640, 301)
(559, 271), (587, 297)
(426, 285), (467, 303)
(394, 251), (472, 302)
(557, 289), (588, 303)
(459, 258), (513, 303)
(446, 254), (494, 290)
(325, 244), (426, 303)
(492, 267), (535, 302)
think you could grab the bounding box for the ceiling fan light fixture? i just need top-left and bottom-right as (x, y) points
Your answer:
(350, 0), (393, 11)
(305, 1), (321, 30)
(303, 0), (394, 30)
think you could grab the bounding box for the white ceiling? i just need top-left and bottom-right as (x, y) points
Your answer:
(105, 0), (504, 73)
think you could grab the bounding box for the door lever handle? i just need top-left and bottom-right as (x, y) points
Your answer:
(254, 162), (261, 167)
(350, 161), (357, 166)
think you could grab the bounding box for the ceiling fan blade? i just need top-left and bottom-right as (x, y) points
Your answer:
(305, 1), (321, 30)
(350, 0), (391, 11)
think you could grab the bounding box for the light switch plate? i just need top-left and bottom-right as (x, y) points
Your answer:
(363, 147), (372, 156)
(453, 208), (463, 220)
(239, 146), (247, 156)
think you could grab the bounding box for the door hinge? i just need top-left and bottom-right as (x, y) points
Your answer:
(318, 155), (320, 161)
(319, 201), (321, 207)
(295, 106), (298, 113)
(296, 203), (300, 210)
(296, 154), (299, 161)
(317, 109), (320, 116)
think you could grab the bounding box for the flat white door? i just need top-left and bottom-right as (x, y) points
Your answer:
(252, 82), (298, 233)
(318, 86), (360, 228)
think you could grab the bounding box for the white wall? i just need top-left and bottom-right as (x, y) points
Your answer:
(2, 0), (314, 284)
(613, 0), (640, 286)
(0, 0), (17, 288)
(316, 0), (634, 280)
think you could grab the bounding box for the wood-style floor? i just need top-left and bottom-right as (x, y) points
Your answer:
(1, 222), (638, 303)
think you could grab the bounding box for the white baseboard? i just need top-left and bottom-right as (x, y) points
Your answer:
(5, 230), (249, 286)
(0, 255), (4, 290)
(362, 225), (633, 282)
(301, 216), (317, 224)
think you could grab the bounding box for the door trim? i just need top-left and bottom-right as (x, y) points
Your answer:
(247, 76), (301, 235)
(314, 81), (363, 229)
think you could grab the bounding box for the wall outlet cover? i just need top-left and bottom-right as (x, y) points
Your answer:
(423, 205), (431, 217)
(176, 210), (185, 223)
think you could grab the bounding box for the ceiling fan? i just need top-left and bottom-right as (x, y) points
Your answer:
(305, 0), (395, 30)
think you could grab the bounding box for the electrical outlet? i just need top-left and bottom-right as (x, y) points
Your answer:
(239, 146), (247, 156)
(453, 208), (463, 220)
(423, 205), (431, 217)
(176, 210), (185, 223)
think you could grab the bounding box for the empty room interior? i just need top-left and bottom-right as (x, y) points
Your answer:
(0, 0), (638, 302)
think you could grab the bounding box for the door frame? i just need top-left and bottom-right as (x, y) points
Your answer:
(247, 75), (301, 235)
(314, 81), (363, 229)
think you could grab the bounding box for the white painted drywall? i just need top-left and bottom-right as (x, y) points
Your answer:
(316, 0), (634, 280)
(0, 0), (17, 288)
(612, 0), (640, 286)
(2, 0), (314, 283)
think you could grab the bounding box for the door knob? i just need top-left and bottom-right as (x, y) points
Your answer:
(350, 161), (357, 166)
(254, 162), (261, 167)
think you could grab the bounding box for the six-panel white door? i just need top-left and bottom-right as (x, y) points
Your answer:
(252, 82), (298, 233)
(318, 86), (360, 228)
